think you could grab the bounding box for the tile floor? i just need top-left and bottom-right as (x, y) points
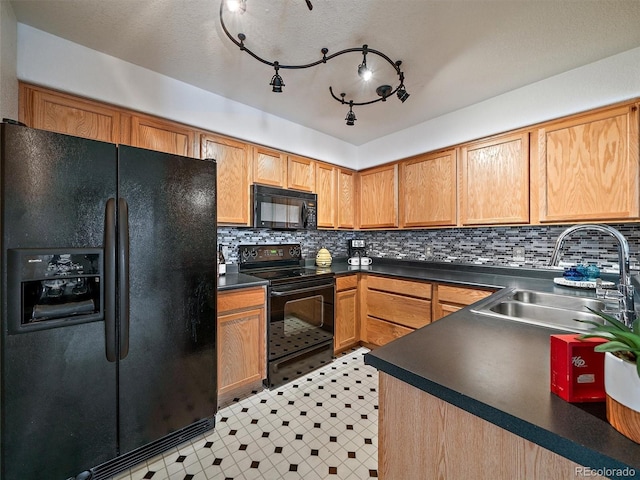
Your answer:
(111, 347), (378, 480)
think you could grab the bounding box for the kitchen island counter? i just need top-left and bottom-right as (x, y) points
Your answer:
(364, 306), (640, 479)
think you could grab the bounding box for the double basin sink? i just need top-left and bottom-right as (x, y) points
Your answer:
(471, 288), (610, 332)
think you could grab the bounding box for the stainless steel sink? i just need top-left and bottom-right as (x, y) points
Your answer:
(471, 288), (609, 332)
(511, 290), (606, 311)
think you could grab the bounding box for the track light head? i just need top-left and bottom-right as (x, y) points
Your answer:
(397, 86), (410, 103)
(357, 45), (372, 82)
(270, 62), (285, 93)
(358, 63), (372, 82)
(345, 103), (357, 126)
(226, 0), (246, 13)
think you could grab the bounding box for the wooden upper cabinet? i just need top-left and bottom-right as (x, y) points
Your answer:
(460, 132), (530, 225)
(537, 104), (640, 223)
(316, 162), (337, 228)
(400, 149), (457, 227)
(252, 146), (287, 187)
(201, 134), (251, 225)
(129, 114), (195, 157)
(287, 155), (315, 192)
(359, 164), (398, 229)
(337, 168), (357, 229)
(21, 84), (121, 143)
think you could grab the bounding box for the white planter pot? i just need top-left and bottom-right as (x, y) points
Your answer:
(604, 352), (640, 443)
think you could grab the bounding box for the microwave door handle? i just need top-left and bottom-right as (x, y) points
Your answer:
(302, 202), (308, 228)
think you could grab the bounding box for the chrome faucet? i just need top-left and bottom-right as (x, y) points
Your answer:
(549, 224), (636, 327)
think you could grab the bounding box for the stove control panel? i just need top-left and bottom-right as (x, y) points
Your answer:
(239, 244), (302, 265)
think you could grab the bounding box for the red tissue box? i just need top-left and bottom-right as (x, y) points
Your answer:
(550, 334), (606, 403)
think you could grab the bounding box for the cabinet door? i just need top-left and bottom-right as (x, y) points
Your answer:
(217, 307), (266, 395)
(201, 134), (251, 225)
(400, 149), (457, 227)
(537, 104), (640, 222)
(130, 114), (195, 157)
(316, 163), (337, 228)
(25, 86), (120, 143)
(335, 288), (359, 352)
(364, 317), (413, 347)
(433, 284), (495, 321)
(287, 155), (315, 192)
(253, 146), (287, 187)
(461, 132), (529, 225)
(359, 164), (399, 228)
(337, 168), (357, 229)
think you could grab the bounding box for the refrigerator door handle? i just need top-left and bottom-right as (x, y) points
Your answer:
(118, 197), (130, 360)
(104, 198), (117, 362)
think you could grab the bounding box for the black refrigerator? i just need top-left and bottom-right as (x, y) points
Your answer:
(0, 124), (217, 480)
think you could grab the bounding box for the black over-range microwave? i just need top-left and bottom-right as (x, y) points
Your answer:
(252, 184), (317, 230)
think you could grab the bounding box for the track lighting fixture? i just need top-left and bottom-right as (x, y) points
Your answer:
(220, 0), (409, 126)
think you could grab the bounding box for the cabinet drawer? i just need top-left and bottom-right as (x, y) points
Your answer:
(218, 287), (265, 313)
(365, 316), (413, 347)
(367, 276), (432, 299)
(367, 290), (431, 328)
(438, 285), (494, 305)
(336, 275), (358, 291)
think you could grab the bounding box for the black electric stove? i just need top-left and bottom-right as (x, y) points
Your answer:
(238, 244), (335, 388)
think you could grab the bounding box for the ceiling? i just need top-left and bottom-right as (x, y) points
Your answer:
(10, 0), (640, 146)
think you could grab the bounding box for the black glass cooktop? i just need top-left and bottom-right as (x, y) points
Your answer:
(248, 267), (331, 282)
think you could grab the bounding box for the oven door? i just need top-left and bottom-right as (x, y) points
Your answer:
(267, 278), (335, 387)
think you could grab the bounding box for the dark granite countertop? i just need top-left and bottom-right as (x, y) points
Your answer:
(217, 272), (268, 292)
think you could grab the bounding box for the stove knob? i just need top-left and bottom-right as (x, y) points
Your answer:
(250, 249), (257, 258)
(241, 248), (250, 261)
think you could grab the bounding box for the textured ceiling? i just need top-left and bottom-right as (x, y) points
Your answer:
(10, 0), (640, 145)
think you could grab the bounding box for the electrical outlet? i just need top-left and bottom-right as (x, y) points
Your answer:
(513, 246), (525, 261)
(425, 245), (433, 258)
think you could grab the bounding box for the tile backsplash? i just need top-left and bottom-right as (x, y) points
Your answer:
(218, 223), (640, 272)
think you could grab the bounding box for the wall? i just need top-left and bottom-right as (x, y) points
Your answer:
(15, 24), (357, 169)
(0, 0), (17, 120)
(15, 24), (640, 171)
(356, 46), (640, 169)
(219, 224), (640, 273)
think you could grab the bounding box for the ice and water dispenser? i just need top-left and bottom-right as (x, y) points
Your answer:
(7, 249), (103, 333)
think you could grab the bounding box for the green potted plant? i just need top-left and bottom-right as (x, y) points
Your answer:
(578, 309), (640, 443)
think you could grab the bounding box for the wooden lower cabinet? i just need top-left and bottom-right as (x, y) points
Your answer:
(433, 284), (496, 321)
(379, 373), (607, 480)
(334, 275), (360, 353)
(217, 287), (266, 403)
(361, 275), (432, 347)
